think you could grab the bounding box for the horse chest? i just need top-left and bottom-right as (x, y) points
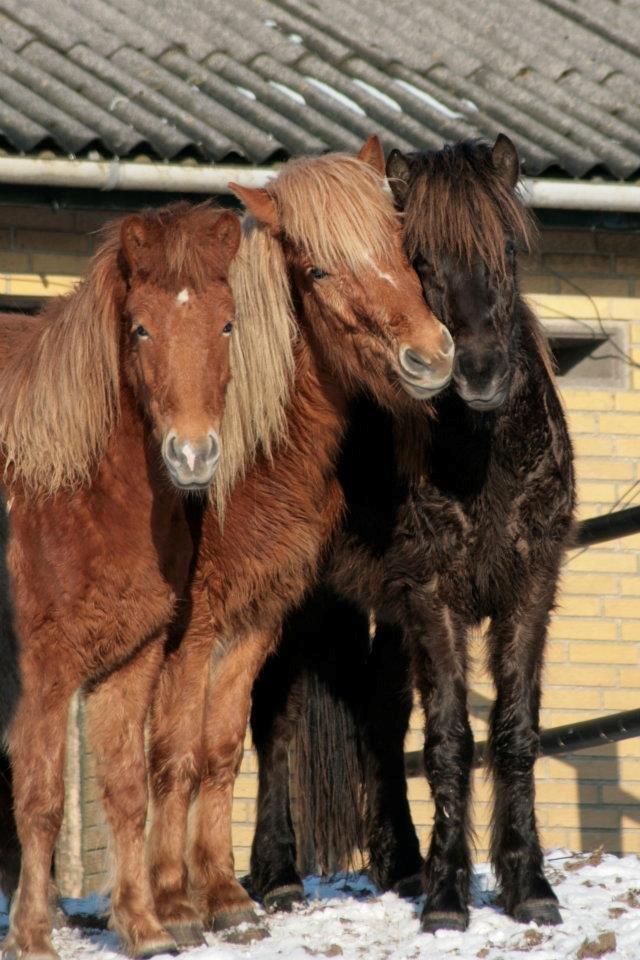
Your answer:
(9, 486), (188, 677)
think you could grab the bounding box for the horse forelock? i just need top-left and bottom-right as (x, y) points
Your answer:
(404, 141), (534, 276)
(104, 200), (234, 291)
(269, 153), (399, 273)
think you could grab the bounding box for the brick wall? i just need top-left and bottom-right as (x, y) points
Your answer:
(1, 202), (637, 888)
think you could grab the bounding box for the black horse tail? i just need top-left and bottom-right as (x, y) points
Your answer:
(290, 588), (370, 875)
(0, 490), (21, 899)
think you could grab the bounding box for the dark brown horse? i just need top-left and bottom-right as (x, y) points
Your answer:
(145, 138), (454, 947)
(249, 136), (575, 932)
(0, 203), (241, 960)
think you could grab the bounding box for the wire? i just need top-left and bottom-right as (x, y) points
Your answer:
(529, 267), (640, 372)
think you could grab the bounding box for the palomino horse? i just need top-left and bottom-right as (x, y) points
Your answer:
(248, 136), (575, 932)
(0, 203), (241, 960)
(146, 137), (455, 946)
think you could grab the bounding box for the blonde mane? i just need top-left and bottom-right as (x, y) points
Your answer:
(214, 216), (297, 506)
(214, 152), (400, 506)
(0, 237), (121, 496)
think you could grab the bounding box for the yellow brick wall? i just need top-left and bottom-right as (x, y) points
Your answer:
(2, 204), (637, 882)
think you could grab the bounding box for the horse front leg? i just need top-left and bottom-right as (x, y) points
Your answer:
(189, 626), (273, 931)
(250, 634), (305, 913)
(147, 590), (214, 949)
(488, 586), (561, 926)
(408, 602), (473, 933)
(84, 636), (176, 959)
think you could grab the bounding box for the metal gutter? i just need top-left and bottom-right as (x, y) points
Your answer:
(0, 157), (640, 211)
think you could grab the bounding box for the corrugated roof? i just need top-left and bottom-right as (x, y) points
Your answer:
(0, 0), (639, 178)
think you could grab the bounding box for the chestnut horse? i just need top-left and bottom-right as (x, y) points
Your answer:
(146, 138), (454, 946)
(0, 203), (241, 960)
(248, 137), (575, 932)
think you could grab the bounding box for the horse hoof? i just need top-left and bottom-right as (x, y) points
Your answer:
(393, 874), (423, 899)
(3, 950), (60, 960)
(513, 899), (562, 926)
(421, 910), (468, 934)
(263, 885), (306, 913)
(130, 935), (179, 958)
(211, 906), (260, 932)
(163, 922), (207, 949)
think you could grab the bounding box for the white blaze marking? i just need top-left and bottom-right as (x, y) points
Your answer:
(365, 253), (397, 287)
(176, 288), (189, 304)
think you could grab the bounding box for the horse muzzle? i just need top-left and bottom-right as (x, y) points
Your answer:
(162, 431), (221, 490)
(398, 327), (454, 399)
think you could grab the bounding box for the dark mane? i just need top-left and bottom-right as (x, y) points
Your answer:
(403, 140), (534, 274)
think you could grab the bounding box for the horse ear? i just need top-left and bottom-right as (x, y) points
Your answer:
(120, 215), (151, 274)
(357, 135), (385, 177)
(492, 134), (520, 188)
(210, 211), (241, 272)
(386, 149), (411, 207)
(229, 183), (279, 232)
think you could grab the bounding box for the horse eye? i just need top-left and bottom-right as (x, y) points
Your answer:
(309, 267), (329, 280)
(134, 325), (150, 339)
(222, 321), (233, 335)
(506, 241), (516, 257)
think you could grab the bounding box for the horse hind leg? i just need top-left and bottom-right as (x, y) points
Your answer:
(4, 664), (77, 960)
(363, 620), (422, 897)
(84, 636), (177, 959)
(250, 630), (305, 914)
(488, 593), (562, 927)
(0, 748), (20, 902)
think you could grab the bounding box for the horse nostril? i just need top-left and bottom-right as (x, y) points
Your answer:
(400, 346), (432, 378)
(207, 432), (221, 465)
(440, 325), (455, 357)
(166, 433), (180, 464)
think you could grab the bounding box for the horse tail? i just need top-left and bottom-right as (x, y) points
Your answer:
(0, 491), (21, 897)
(290, 588), (370, 874)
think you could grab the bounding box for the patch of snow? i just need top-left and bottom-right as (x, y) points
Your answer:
(236, 86), (257, 101)
(462, 98), (479, 113)
(269, 81), (306, 106)
(305, 77), (367, 117)
(352, 79), (402, 113)
(288, 32), (304, 44)
(3, 852), (640, 959)
(394, 79), (463, 119)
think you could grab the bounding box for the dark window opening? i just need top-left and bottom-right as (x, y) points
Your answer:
(545, 323), (626, 388)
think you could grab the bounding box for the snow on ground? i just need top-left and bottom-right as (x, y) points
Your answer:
(2, 850), (640, 960)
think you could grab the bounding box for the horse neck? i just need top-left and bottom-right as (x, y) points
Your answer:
(284, 316), (349, 475)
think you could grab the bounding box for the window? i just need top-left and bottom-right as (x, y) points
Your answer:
(542, 320), (628, 389)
